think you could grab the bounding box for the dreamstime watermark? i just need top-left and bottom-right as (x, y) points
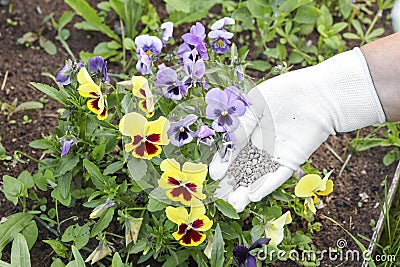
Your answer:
(256, 239), (396, 263)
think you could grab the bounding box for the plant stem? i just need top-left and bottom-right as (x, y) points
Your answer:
(14, 150), (44, 165)
(34, 215), (59, 236)
(361, 9), (382, 46)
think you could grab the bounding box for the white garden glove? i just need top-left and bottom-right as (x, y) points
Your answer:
(210, 48), (386, 212)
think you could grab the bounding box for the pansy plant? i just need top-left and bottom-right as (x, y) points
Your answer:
(264, 211), (292, 246)
(294, 171), (334, 214)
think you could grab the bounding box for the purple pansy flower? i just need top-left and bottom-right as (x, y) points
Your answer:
(135, 35), (163, 57)
(209, 30), (233, 54)
(136, 49), (152, 75)
(89, 56), (110, 83)
(225, 86), (251, 106)
(161, 22), (174, 43)
(181, 22), (209, 60)
(233, 238), (270, 267)
(219, 132), (236, 160)
(195, 125), (215, 147)
(167, 114), (198, 147)
(205, 88), (247, 132)
(59, 135), (78, 157)
(234, 57), (245, 81)
(55, 59), (84, 85)
(211, 17), (235, 31)
(155, 64), (188, 100)
(182, 59), (210, 90)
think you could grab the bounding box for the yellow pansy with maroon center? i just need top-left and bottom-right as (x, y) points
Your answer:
(119, 112), (170, 159)
(158, 158), (207, 205)
(294, 171), (334, 214)
(77, 67), (108, 120)
(166, 199), (212, 246)
(118, 76), (154, 118)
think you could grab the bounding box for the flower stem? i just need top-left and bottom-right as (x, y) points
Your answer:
(14, 150), (44, 165)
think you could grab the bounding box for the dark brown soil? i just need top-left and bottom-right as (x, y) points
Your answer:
(0, 1), (396, 267)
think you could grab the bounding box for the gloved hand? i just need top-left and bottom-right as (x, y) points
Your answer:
(210, 48), (386, 212)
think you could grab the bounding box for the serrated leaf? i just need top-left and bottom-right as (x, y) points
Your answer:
(215, 199), (240, 219)
(92, 144), (106, 162)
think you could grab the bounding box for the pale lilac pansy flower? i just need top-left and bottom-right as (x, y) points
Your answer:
(167, 114), (198, 147)
(136, 49), (152, 75)
(135, 35), (163, 57)
(155, 64), (189, 100)
(161, 22), (174, 43)
(209, 30), (234, 54)
(211, 17), (235, 31)
(205, 87), (247, 132)
(181, 22), (209, 60)
(59, 135), (78, 156)
(195, 125), (215, 147)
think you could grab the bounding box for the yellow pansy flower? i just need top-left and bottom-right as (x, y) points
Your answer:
(118, 76), (154, 117)
(264, 211), (292, 246)
(166, 199), (213, 246)
(119, 112), (170, 159)
(295, 171), (334, 214)
(158, 158), (207, 206)
(77, 67), (108, 120)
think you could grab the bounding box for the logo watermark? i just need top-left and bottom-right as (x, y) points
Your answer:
(256, 238), (396, 263)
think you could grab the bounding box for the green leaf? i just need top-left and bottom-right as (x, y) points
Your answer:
(71, 246), (86, 267)
(39, 36), (57, 55)
(18, 170), (34, 189)
(65, 0), (119, 40)
(56, 154), (80, 177)
(211, 224), (224, 267)
(247, 60), (271, 72)
(366, 28), (385, 40)
(0, 212), (33, 251)
(246, 0), (269, 19)
(279, 0), (312, 13)
(123, 37), (135, 50)
(92, 144), (106, 162)
(13, 101), (43, 113)
(294, 5), (321, 24)
(383, 149), (397, 166)
(147, 197), (168, 212)
(29, 139), (59, 152)
(109, 0), (124, 18)
(20, 221), (38, 250)
(127, 158), (147, 180)
(165, 0), (190, 13)
(343, 32), (360, 40)
(215, 199), (240, 219)
(61, 224), (90, 249)
(250, 224), (264, 242)
(83, 159), (107, 189)
(30, 82), (68, 106)
(339, 0), (352, 18)
(232, 6), (251, 21)
(0, 261), (13, 267)
(50, 258), (66, 267)
(112, 253), (124, 267)
(90, 208), (115, 237)
(317, 5), (332, 28)
(2, 175), (24, 205)
(104, 161), (124, 175)
(11, 233), (31, 267)
(58, 11), (74, 29)
(43, 240), (68, 258)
